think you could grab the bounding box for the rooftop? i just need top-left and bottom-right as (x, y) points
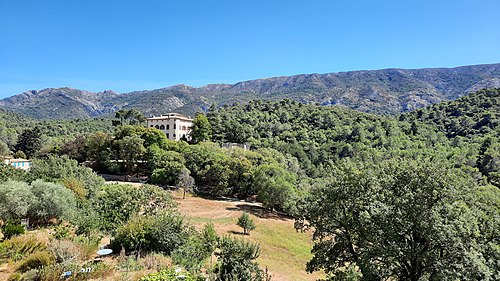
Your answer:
(147, 113), (193, 121)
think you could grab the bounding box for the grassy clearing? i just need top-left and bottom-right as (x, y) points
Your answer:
(173, 190), (323, 281)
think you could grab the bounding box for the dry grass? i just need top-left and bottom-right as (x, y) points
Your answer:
(172, 190), (324, 281)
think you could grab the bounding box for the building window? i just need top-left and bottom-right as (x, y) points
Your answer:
(155, 125), (159, 129)
(160, 125), (165, 130)
(174, 124), (177, 129)
(173, 134), (176, 138)
(150, 125), (153, 127)
(166, 124), (170, 130)
(166, 133), (169, 139)
(182, 126), (186, 130)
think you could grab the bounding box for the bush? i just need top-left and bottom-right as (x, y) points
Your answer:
(48, 239), (96, 263)
(0, 165), (31, 184)
(111, 212), (191, 255)
(216, 237), (266, 280)
(237, 212), (256, 235)
(139, 268), (201, 281)
(0, 181), (35, 220)
(2, 221), (25, 239)
(30, 155), (105, 198)
(16, 251), (54, 272)
(94, 184), (176, 232)
(28, 180), (77, 225)
(0, 235), (46, 262)
(172, 223), (218, 272)
(0, 180), (76, 225)
(51, 224), (72, 240)
(7, 273), (21, 281)
(20, 269), (38, 281)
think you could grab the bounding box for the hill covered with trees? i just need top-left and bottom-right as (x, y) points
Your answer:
(0, 89), (498, 280)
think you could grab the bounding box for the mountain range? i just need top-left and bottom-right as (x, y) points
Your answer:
(1, 63), (499, 119)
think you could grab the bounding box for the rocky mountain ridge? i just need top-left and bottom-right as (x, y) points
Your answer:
(1, 63), (499, 119)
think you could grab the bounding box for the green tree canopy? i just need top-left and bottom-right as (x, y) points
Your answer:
(237, 211), (256, 235)
(190, 114), (212, 144)
(296, 158), (499, 281)
(14, 127), (43, 158)
(253, 163), (297, 212)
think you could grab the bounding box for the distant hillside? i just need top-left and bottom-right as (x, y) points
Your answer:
(0, 107), (113, 148)
(400, 88), (500, 138)
(1, 63), (499, 119)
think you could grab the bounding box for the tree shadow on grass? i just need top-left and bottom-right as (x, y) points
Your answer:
(226, 204), (292, 221)
(228, 230), (246, 236)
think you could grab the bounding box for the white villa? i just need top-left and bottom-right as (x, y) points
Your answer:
(147, 113), (193, 141)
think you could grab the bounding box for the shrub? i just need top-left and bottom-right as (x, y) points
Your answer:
(52, 224), (73, 240)
(17, 251), (54, 272)
(0, 181), (35, 220)
(0, 235), (46, 262)
(93, 184), (144, 231)
(28, 180), (77, 225)
(140, 253), (172, 271)
(172, 223), (218, 272)
(111, 212), (191, 255)
(30, 155), (105, 198)
(48, 239), (94, 263)
(2, 221), (25, 239)
(7, 273), (21, 281)
(236, 212), (256, 235)
(216, 236), (265, 280)
(0, 179), (77, 225)
(139, 268), (200, 281)
(0, 165), (31, 184)
(94, 184), (176, 232)
(20, 269), (38, 281)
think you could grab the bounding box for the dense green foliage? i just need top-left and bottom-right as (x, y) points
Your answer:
(111, 212), (191, 254)
(296, 158), (499, 280)
(0, 180), (76, 224)
(172, 223), (218, 272)
(30, 155), (104, 198)
(0, 107), (113, 157)
(0, 164), (31, 183)
(401, 88), (499, 138)
(190, 114), (212, 144)
(1, 221), (25, 239)
(0, 88), (498, 279)
(14, 128), (43, 158)
(216, 237), (269, 281)
(93, 184), (175, 232)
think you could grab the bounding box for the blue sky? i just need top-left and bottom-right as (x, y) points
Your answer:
(0, 0), (499, 98)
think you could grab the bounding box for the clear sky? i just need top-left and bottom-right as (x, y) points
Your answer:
(0, 0), (499, 98)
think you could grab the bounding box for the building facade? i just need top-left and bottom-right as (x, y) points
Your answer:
(2, 157), (31, 170)
(146, 113), (193, 141)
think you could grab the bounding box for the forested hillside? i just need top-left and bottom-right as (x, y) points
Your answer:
(401, 88), (499, 138)
(1, 89), (498, 280)
(0, 108), (113, 154)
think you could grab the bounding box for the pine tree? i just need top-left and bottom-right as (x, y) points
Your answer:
(237, 212), (256, 235)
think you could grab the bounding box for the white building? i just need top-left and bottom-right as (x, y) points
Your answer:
(147, 113), (193, 141)
(2, 157), (31, 170)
